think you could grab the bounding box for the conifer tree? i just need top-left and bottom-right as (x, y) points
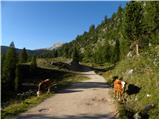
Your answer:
(89, 25), (95, 33)
(124, 1), (143, 56)
(143, 1), (159, 45)
(19, 47), (28, 63)
(112, 39), (120, 63)
(2, 42), (17, 90)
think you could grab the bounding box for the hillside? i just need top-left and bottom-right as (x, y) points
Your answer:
(51, 1), (159, 119)
(1, 46), (52, 56)
(54, 1), (158, 65)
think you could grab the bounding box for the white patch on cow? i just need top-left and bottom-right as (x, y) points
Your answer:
(37, 91), (40, 97)
(121, 81), (125, 88)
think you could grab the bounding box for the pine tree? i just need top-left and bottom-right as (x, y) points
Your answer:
(89, 25), (95, 33)
(2, 42), (17, 90)
(104, 43), (112, 63)
(112, 39), (120, 63)
(143, 1), (159, 45)
(19, 47), (28, 63)
(124, 1), (144, 56)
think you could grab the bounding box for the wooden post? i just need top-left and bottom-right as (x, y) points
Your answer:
(136, 43), (139, 56)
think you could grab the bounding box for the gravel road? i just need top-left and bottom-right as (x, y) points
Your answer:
(16, 71), (117, 119)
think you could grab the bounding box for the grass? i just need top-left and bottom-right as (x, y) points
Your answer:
(37, 57), (70, 66)
(1, 93), (52, 119)
(37, 57), (73, 72)
(102, 46), (159, 119)
(1, 72), (89, 119)
(81, 62), (113, 69)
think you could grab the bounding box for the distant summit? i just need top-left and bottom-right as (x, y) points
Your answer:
(47, 42), (63, 50)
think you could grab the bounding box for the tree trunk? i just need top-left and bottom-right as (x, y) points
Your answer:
(136, 43), (139, 56)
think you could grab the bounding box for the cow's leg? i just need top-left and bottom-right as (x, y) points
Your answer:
(117, 91), (120, 99)
(118, 90), (122, 101)
(114, 89), (117, 98)
(117, 91), (119, 99)
(120, 91), (124, 101)
(47, 86), (51, 94)
(37, 90), (41, 97)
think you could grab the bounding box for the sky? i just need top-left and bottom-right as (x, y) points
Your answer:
(2, 1), (128, 50)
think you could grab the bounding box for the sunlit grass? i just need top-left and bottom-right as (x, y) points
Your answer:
(102, 50), (158, 118)
(1, 93), (52, 119)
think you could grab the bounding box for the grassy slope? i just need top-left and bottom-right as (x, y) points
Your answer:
(103, 46), (159, 118)
(1, 94), (52, 119)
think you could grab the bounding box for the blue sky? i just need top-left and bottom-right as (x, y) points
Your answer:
(2, 1), (127, 50)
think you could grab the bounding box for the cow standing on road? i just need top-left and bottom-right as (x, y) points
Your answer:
(37, 79), (54, 97)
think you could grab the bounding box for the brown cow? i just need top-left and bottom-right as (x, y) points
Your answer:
(114, 78), (126, 100)
(37, 79), (55, 97)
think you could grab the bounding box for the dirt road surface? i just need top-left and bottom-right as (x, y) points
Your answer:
(16, 71), (118, 119)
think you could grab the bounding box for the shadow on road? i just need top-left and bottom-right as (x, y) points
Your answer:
(55, 82), (111, 94)
(56, 89), (83, 94)
(17, 113), (115, 119)
(70, 82), (111, 89)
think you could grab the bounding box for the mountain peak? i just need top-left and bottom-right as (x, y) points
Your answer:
(47, 42), (63, 50)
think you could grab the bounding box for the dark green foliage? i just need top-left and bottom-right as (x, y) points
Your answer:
(72, 47), (80, 62)
(83, 47), (94, 63)
(15, 64), (22, 92)
(112, 39), (120, 63)
(2, 42), (17, 90)
(89, 24), (95, 33)
(1, 54), (6, 65)
(19, 48), (28, 63)
(124, 1), (144, 45)
(30, 55), (37, 70)
(92, 42), (112, 64)
(10, 41), (15, 48)
(120, 38), (129, 59)
(53, 49), (58, 57)
(38, 49), (58, 58)
(143, 1), (159, 45)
